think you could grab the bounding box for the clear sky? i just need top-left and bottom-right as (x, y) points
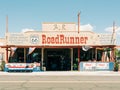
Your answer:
(0, 0), (120, 38)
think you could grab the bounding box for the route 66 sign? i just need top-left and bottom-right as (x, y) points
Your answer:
(30, 35), (39, 44)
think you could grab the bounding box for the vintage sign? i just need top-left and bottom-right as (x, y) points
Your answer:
(42, 23), (76, 31)
(5, 63), (40, 69)
(4, 63), (41, 72)
(7, 31), (115, 46)
(96, 63), (109, 69)
(82, 62), (110, 71)
(30, 34), (39, 44)
(8, 33), (29, 45)
(98, 34), (116, 45)
(83, 63), (96, 70)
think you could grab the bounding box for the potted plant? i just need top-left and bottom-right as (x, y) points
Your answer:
(73, 63), (78, 70)
(114, 61), (119, 71)
(0, 61), (5, 71)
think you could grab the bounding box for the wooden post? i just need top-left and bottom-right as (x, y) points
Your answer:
(112, 47), (115, 62)
(71, 48), (73, 71)
(95, 48), (97, 61)
(24, 48), (26, 63)
(78, 12), (80, 33)
(6, 15), (8, 33)
(6, 16), (8, 63)
(78, 48), (80, 70)
(41, 48), (44, 70)
(6, 47), (8, 63)
(77, 12), (81, 70)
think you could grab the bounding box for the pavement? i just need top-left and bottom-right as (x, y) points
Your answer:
(0, 71), (120, 76)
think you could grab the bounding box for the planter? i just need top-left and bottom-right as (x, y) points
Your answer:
(114, 62), (119, 71)
(0, 61), (5, 71)
(0, 65), (2, 71)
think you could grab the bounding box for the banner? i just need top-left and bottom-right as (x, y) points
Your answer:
(28, 47), (36, 55)
(11, 47), (17, 57)
(80, 62), (112, 71)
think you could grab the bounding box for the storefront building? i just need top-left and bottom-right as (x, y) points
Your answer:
(0, 22), (116, 71)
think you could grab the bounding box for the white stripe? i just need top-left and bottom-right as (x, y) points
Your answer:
(0, 81), (120, 83)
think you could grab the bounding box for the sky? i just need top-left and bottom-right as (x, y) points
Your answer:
(0, 0), (120, 39)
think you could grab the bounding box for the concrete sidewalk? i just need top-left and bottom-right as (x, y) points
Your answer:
(0, 71), (120, 76)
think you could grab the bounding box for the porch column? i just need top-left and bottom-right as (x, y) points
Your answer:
(95, 48), (97, 61)
(41, 48), (44, 71)
(112, 47), (115, 62)
(71, 48), (73, 71)
(24, 48), (26, 63)
(78, 48), (80, 71)
(6, 47), (8, 63)
(101, 51), (105, 62)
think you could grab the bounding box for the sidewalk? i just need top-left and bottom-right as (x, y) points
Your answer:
(0, 71), (120, 76)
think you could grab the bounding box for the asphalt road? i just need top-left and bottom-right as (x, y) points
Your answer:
(0, 72), (120, 90)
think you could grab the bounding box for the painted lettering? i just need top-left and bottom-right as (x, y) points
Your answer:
(42, 34), (88, 45)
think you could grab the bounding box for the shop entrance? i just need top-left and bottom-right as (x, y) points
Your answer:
(44, 48), (71, 71)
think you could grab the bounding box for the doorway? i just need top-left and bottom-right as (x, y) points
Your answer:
(44, 48), (71, 71)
